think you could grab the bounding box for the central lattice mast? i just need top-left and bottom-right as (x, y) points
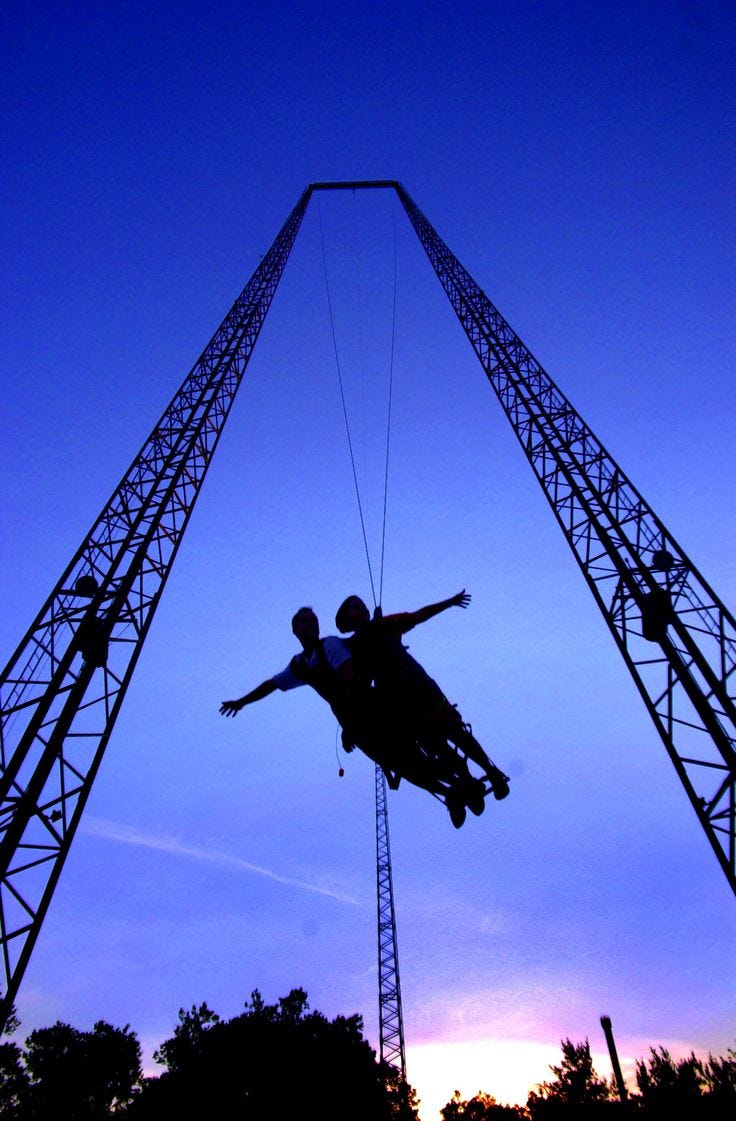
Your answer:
(376, 765), (406, 1079)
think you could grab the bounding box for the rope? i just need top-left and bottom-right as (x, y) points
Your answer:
(351, 192), (369, 497)
(318, 193), (398, 611)
(378, 200), (398, 608)
(318, 198), (378, 606)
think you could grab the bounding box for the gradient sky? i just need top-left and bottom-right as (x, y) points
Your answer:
(2, 3), (734, 1117)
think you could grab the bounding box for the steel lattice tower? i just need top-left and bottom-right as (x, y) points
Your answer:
(1, 181), (734, 1039)
(375, 764), (406, 1080)
(391, 181), (735, 892)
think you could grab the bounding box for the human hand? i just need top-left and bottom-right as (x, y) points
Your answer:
(452, 589), (471, 609)
(220, 698), (244, 717)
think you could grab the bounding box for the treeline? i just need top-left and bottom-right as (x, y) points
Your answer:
(0, 989), (417, 1119)
(442, 1038), (735, 1120)
(0, 992), (733, 1120)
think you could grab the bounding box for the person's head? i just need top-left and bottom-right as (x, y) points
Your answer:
(335, 595), (370, 633)
(291, 606), (319, 647)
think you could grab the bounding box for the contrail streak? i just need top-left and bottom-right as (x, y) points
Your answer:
(84, 816), (360, 905)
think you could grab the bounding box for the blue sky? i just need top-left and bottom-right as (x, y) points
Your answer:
(2, 2), (734, 1116)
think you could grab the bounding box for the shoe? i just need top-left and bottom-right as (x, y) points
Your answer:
(446, 790), (467, 829)
(463, 778), (486, 816)
(488, 767), (510, 801)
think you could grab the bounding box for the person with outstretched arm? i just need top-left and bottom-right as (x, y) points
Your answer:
(220, 605), (476, 824)
(220, 606), (356, 729)
(335, 589), (510, 801)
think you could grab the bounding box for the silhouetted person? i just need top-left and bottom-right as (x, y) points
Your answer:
(220, 606), (356, 728)
(76, 609), (109, 668)
(220, 606), (474, 824)
(335, 590), (510, 800)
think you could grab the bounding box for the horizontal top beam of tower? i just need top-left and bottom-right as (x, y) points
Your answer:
(308, 179), (400, 192)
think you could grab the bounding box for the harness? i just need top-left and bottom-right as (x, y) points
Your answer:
(347, 619), (401, 687)
(349, 617), (447, 721)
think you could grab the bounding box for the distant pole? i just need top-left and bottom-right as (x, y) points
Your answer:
(600, 1015), (628, 1101)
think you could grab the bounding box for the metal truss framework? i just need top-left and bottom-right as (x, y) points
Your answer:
(0, 185), (313, 1023)
(392, 182), (735, 895)
(375, 765), (406, 1080)
(1, 180), (734, 1031)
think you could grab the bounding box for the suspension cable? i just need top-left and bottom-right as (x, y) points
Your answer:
(318, 198), (378, 607)
(378, 199), (398, 608)
(351, 191), (369, 499)
(318, 195), (398, 611)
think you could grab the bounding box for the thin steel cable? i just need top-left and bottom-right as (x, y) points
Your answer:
(318, 199), (377, 606)
(351, 191), (370, 510)
(378, 200), (398, 609)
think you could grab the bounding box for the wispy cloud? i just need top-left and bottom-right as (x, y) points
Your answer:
(83, 816), (360, 906)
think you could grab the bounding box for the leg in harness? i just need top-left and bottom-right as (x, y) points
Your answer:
(335, 593), (511, 826)
(354, 707), (487, 829)
(425, 701), (510, 802)
(377, 678), (509, 821)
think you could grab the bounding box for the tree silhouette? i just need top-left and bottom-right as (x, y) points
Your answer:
(130, 988), (418, 1120)
(702, 1047), (736, 1110)
(21, 1019), (142, 1118)
(441, 1088), (528, 1118)
(382, 1060), (421, 1118)
(635, 1045), (703, 1112)
(436, 1036), (736, 1121)
(634, 1045), (736, 1118)
(525, 1039), (615, 1120)
(0, 1004), (29, 1119)
(4, 997), (732, 1120)
(151, 1001), (220, 1072)
(0, 1040), (30, 1119)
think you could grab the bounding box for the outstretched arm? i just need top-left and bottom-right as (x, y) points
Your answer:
(220, 678), (278, 717)
(406, 589), (471, 628)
